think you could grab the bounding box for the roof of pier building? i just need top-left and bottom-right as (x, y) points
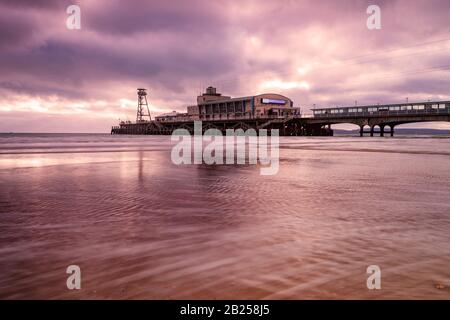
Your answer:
(196, 87), (293, 108)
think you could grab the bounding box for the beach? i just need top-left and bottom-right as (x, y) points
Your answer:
(1, 133), (450, 299)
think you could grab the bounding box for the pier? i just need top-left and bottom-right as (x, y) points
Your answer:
(111, 116), (332, 136)
(310, 101), (450, 136)
(111, 88), (450, 136)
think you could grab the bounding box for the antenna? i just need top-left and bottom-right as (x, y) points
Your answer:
(136, 88), (151, 122)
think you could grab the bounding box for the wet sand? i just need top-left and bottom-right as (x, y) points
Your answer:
(0, 134), (450, 299)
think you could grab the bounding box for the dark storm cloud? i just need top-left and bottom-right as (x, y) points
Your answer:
(0, 0), (240, 100)
(0, 0), (64, 9)
(0, 35), (236, 99)
(84, 0), (227, 35)
(0, 9), (36, 49)
(0, 0), (450, 132)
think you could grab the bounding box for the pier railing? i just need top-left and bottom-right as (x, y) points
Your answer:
(312, 108), (450, 118)
(154, 114), (302, 123)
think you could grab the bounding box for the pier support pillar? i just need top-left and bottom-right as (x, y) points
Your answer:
(370, 126), (374, 137)
(380, 125), (385, 137)
(359, 126), (364, 137)
(390, 125), (395, 137)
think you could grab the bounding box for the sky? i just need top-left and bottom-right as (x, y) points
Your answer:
(0, 0), (450, 132)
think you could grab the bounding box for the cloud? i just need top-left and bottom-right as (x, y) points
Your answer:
(0, 0), (450, 132)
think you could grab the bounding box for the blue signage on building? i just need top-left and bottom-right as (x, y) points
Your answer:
(262, 98), (286, 105)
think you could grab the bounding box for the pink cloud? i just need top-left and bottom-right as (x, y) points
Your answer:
(0, 0), (449, 132)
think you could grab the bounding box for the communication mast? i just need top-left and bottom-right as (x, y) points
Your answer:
(136, 88), (151, 122)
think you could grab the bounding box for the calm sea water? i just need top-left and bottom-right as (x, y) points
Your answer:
(0, 133), (450, 299)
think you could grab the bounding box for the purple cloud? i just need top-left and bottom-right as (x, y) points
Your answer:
(0, 0), (449, 132)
